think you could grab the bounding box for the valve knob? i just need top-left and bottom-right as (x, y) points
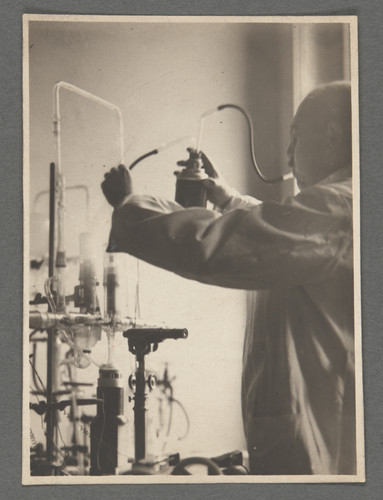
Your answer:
(128, 374), (136, 390)
(147, 374), (157, 390)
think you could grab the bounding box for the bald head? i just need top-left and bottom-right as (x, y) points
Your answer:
(288, 81), (352, 190)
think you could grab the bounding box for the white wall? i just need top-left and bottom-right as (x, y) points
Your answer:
(27, 20), (296, 463)
(293, 23), (351, 110)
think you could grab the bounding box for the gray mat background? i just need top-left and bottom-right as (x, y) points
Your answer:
(1, 1), (382, 498)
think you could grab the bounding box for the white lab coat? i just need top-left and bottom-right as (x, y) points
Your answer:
(108, 166), (355, 474)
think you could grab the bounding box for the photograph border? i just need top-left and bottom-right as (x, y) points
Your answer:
(22, 13), (364, 485)
(2, 1), (382, 498)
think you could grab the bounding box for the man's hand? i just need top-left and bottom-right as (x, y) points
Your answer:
(101, 164), (132, 208)
(200, 152), (235, 210)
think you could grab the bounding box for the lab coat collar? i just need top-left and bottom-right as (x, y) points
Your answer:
(317, 164), (352, 186)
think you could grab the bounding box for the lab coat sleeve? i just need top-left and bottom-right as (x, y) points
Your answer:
(107, 183), (352, 290)
(221, 192), (261, 212)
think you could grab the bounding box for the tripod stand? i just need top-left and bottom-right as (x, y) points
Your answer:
(123, 328), (188, 465)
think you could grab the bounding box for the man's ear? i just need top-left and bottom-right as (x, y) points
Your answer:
(327, 120), (342, 150)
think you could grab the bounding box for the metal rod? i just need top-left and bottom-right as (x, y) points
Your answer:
(48, 163), (56, 278)
(46, 162), (56, 471)
(134, 351), (147, 462)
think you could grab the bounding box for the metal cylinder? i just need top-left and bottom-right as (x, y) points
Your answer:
(90, 366), (125, 475)
(175, 150), (208, 208)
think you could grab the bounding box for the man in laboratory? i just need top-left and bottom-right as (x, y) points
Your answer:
(101, 81), (355, 475)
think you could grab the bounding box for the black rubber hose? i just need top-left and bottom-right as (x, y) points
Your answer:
(217, 104), (284, 184)
(128, 149), (158, 170)
(171, 456), (222, 475)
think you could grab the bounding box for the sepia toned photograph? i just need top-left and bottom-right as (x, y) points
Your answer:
(23, 15), (363, 484)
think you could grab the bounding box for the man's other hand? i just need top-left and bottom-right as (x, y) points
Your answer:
(200, 152), (235, 210)
(101, 164), (132, 208)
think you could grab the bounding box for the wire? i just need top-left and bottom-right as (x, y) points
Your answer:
(166, 393), (174, 438)
(217, 104), (284, 184)
(30, 347), (46, 395)
(29, 357), (47, 396)
(56, 417), (68, 450)
(29, 329), (42, 340)
(170, 397), (190, 441)
(44, 278), (56, 314)
(157, 366), (189, 443)
(134, 259), (141, 319)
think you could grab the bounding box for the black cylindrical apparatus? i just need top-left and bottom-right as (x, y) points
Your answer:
(90, 365), (125, 475)
(175, 149), (208, 208)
